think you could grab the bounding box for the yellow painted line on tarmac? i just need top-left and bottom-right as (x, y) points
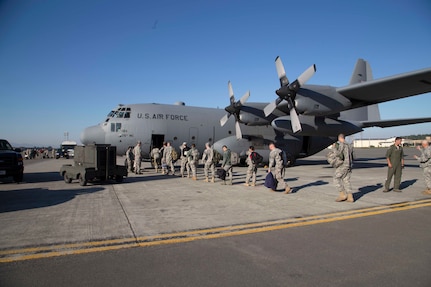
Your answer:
(1, 199), (430, 263)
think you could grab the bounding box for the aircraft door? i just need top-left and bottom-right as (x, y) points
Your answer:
(189, 127), (198, 145)
(151, 134), (165, 150)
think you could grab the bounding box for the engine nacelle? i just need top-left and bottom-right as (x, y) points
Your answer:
(239, 112), (270, 126)
(294, 86), (351, 116)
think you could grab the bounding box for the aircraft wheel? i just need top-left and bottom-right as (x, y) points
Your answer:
(64, 173), (72, 183)
(115, 175), (123, 183)
(79, 174), (87, 186)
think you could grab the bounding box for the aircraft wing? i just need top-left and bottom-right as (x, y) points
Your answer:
(360, 117), (431, 128)
(337, 68), (431, 104)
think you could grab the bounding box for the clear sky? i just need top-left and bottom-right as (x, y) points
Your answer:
(1, 0), (430, 147)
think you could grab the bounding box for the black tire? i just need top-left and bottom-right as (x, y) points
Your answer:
(64, 173), (72, 183)
(13, 173), (23, 183)
(79, 174), (87, 186)
(115, 175), (123, 183)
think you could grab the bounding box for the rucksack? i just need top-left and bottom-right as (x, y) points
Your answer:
(171, 148), (179, 161)
(230, 152), (239, 165)
(280, 150), (288, 167)
(251, 152), (263, 164)
(212, 149), (222, 164)
(326, 150), (344, 168)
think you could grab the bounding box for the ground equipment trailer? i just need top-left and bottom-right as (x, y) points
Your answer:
(60, 144), (127, 186)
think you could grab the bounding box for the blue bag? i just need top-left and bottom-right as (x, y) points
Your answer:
(264, 171), (278, 191)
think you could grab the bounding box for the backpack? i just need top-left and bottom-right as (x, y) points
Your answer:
(251, 152), (263, 165)
(171, 148), (178, 161)
(326, 150), (344, 168)
(280, 150), (288, 167)
(212, 149), (222, 164)
(230, 152), (239, 165)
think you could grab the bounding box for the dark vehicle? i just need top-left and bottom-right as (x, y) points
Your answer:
(55, 149), (69, 159)
(60, 144), (127, 186)
(0, 139), (24, 182)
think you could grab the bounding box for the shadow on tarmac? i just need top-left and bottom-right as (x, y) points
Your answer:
(291, 180), (329, 193)
(0, 187), (104, 213)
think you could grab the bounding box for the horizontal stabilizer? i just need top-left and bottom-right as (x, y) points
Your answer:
(361, 117), (431, 128)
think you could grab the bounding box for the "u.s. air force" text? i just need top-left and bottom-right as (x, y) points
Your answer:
(138, 113), (189, 121)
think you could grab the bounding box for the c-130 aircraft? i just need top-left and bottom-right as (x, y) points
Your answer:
(80, 56), (431, 165)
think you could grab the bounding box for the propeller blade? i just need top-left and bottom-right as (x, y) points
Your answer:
(275, 56), (289, 87)
(264, 100), (277, 117)
(264, 97), (283, 117)
(235, 121), (242, 140)
(290, 108), (302, 133)
(220, 113), (230, 127)
(228, 81), (235, 105)
(239, 90), (250, 105)
(297, 64), (316, 86)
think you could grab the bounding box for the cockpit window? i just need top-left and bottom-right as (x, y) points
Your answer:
(107, 107), (131, 119)
(110, 123), (122, 132)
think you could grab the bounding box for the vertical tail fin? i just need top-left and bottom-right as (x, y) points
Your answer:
(349, 58), (373, 84)
(341, 59), (381, 122)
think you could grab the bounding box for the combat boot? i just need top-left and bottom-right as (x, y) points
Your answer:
(221, 181), (226, 185)
(284, 186), (292, 194)
(192, 176), (197, 181)
(346, 193), (354, 202)
(335, 192), (347, 202)
(204, 177), (209, 182)
(244, 183), (250, 187)
(422, 189), (431, 195)
(227, 180), (232, 185)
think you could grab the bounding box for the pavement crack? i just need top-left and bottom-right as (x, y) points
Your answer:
(112, 185), (139, 244)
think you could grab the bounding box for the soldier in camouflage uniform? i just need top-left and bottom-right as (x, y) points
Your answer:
(244, 146), (259, 187)
(221, 145), (233, 185)
(162, 142), (175, 175)
(268, 143), (291, 193)
(133, 141), (142, 174)
(414, 140), (431, 195)
(202, 142), (215, 183)
(383, 137), (404, 192)
(179, 142), (191, 178)
(333, 134), (354, 202)
(187, 144), (200, 180)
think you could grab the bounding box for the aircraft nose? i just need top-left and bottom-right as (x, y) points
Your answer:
(80, 125), (105, 145)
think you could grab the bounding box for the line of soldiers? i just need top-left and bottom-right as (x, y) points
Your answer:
(128, 136), (431, 200)
(130, 141), (291, 190)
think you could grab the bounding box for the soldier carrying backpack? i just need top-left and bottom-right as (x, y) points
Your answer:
(244, 146), (262, 187)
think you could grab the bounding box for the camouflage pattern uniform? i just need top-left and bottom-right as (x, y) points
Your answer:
(384, 144), (404, 191)
(221, 147), (232, 185)
(269, 147), (290, 192)
(333, 142), (353, 196)
(179, 143), (191, 178)
(416, 145), (431, 191)
(133, 142), (142, 174)
(162, 143), (175, 175)
(202, 144), (215, 182)
(245, 151), (257, 186)
(188, 145), (200, 180)
(150, 147), (161, 173)
(126, 147), (134, 173)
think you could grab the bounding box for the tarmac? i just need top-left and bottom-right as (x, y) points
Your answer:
(0, 147), (430, 261)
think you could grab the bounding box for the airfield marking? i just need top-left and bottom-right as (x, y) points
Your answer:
(1, 199), (431, 263)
